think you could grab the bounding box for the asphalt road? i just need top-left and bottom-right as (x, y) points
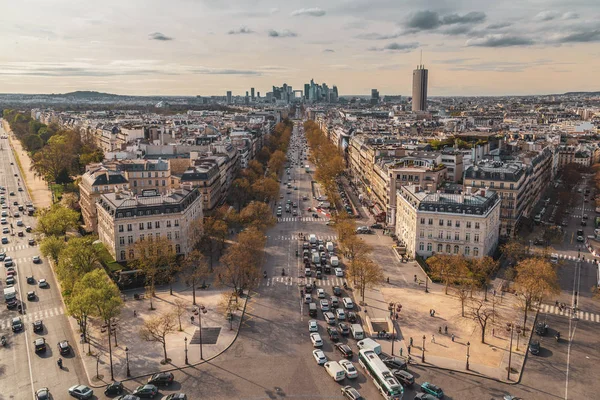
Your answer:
(0, 126), (87, 400)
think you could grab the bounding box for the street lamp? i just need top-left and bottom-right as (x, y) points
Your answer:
(388, 303), (402, 356)
(197, 305), (207, 360)
(466, 341), (470, 370)
(422, 335), (426, 363)
(125, 346), (130, 377)
(184, 337), (188, 364)
(506, 322), (520, 380)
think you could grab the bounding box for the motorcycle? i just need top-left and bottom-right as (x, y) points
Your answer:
(555, 332), (560, 342)
(1, 336), (6, 346)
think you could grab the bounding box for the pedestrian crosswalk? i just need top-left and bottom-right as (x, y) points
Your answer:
(0, 306), (65, 329)
(540, 303), (600, 322)
(262, 276), (346, 287)
(554, 253), (595, 263)
(268, 235), (338, 241)
(278, 217), (325, 223)
(569, 207), (594, 213)
(1, 244), (37, 252)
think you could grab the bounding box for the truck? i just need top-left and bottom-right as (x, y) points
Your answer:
(4, 287), (17, 308)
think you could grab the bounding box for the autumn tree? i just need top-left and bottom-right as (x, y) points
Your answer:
(501, 239), (529, 266)
(173, 299), (187, 331)
(139, 312), (178, 364)
(455, 283), (470, 317)
(468, 298), (498, 344)
(343, 235), (372, 261)
(181, 250), (210, 305)
(251, 177), (279, 202)
(239, 201), (276, 231)
(35, 203), (80, 236)
(229, 178), (252, 211)
(197, 216), (227, 270)
(469, 256), (497, 300)
(129, 237), (177, 310)
(427, 254), (469, 295)
(334, 215), (356, 248)
(514, 257), (560, 332)
(218, 227), (266, 293)
(348, 257), (384, 303)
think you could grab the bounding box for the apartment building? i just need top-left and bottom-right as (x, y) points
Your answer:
(96, 188), (203, 262)
(395, 185), (501, 259)
(108, 159), (171, 195)
(80, 165), (129, 232)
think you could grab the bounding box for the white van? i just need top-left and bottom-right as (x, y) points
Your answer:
(350, 324), (364, 340)
(357, 338), (382, 355)
(309, 234), (317, 244)
(324, 361), (346, 381)
(330, 256), (339, 267)
(326, 241), (334, 252)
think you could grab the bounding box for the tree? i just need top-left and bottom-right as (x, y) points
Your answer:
(229, 178), (252, 211)
(129, 237), (177, 310)
(469, 256), (497, 300)
(343, 235), (372, 261)
(334, 217), (356, 249)
(218, 227), (266, 292)
(501, 239), (529, 266)
(514, 257), (560, 333)
(251, 177), (279, 202)
(427, 254), (469, 295)
(139, 312), (178, 364)
(199, 216), (228, 270)
(181, 250), (210, 306)
(40, 235), (67, 264)
(66, 287), (96, 352)
(239, 201), (276, 231)
(56, 237), (102, 292)
(35, 203), (80, 236)
(173, 299), (187, 331)
(455, 283), (470, 317)
(348, 257), (384, 303)
(468, 299), (498, 344)
(31, 134), (77, 182)
(22, 134), (44, 152)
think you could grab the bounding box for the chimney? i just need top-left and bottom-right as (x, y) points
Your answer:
(480, 188), (485, 197)
(459, 190), (465, 203)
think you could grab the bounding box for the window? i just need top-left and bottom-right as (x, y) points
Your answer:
(419, 242), (425, 251)
(455, 232), (460, 240)
(510, 184), (514, 189)
(500, 182), (504, 189)
(454, 245), (459, 254)
(167, 232), (172, 240)
(428, 218), (433, 225)
(427, 231), (433, 238)
(120, 250), (126, 260)
(167, 220), (172, 228)
(447, 220), (452, 227)
(127, 235), (133, 244)
(473, 247), (479, 257)
(439, 219), (444, 226)
(465, 233), (470, 242)
(140, 234), (145, 241)
(147, 222), (152, 229)
(474, 234), (480, 243)
(455, 221), (460, 227)
(438, 231), (444, 239)
(437, 244), (443, 252)
(139, 223), (144, 230)
(446, 244), (451, 253)
(155, 221), (160, 228)
(175, 232), (180, 239)
(420, 218), (425, 225)
(118, 225), (124, 233)
(148, 233), (153, 241)
(419, 231), (425, 238)
(133, 181), (137, 187)
(149, 180), (152, 185)
(127, 224), (132, 232)
(162, 180), (166, 186)
(128, 249), (134, 259)
(174, 220), (179, 227)
(119, 237), (125, 245)
(175, 244), (181, 253)
(475, 222), (480, 229)
(464, 246), (470, 256)
(466, 222), (472, 229)
(490, 182), (494, 188)
(427, 243), (432, 252)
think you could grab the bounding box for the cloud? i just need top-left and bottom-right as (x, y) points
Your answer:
(228, 26), (254, 35)
(561, 12), (579, 20)
(433, 57), (479, 65)
(268, 29), (297, 38)
(404, 10), (486, 33)
(291, 7), (326, 17)
(553, 29), (600, 43)
(534, 11), (579, 22)
(323, 49), (335, 53)
(148, 32), (173, 41)
(441, 12), (486, 25)
(405, 11), (442, 31)
(466, 34), (534, 47)
(446, 59), (571, 72)
(191, 68), (261, 75)
(441, 26), (472, 36)
(368, 42), (419, 52)
(486, 22), (512, 30)
(355, 32), (402, 40)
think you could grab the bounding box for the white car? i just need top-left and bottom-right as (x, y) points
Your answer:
(310, 332), (323, 347)
(339, 359), (358, 379)
(308, 320), (318, 332)
(335, 268), (344, 277)
(38, 279), (48, 288)
(320, 299), (329, 311)
(335, 308), (346, 320)
(317, 288), (325, 298)
(313, 349), (327, 365)
(342, 297), (354, 309)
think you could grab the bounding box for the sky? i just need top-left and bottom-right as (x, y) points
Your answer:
(0, 0), (599, 96)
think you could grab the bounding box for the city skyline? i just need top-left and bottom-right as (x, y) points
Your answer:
(0, 0), (599, 96)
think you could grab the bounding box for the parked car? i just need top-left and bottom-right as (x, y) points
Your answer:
(529, 339), (540, 355)
(341, 386), (364, 400)
(148, 372), (174, 386)
(421, 382), (444, 399)
(68, 385), (94, 399)
(104, 381), (124, 396)
(132, 384), (158, 398)
(313, 349), (327, 365)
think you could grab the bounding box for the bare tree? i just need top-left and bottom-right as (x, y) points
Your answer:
(348, 257), (384, 303)
(181, 250), (210, 306)
(173, 299), (187, 331)
(455, 283), (470, 317)
(139, 312), (178, 364)
(468, 298), (498, 344)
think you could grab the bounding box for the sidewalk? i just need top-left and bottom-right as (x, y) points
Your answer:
(2, 120), (53, 209)
(70, 281), (247, 387)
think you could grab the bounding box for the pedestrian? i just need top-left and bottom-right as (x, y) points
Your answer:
(451, 334), (455, 342)
(387, 277), (390, 283)
(400, 348), (403, 357)
(414, 274), (417, 282)
(432, 309), (436, 317)
(133, 310), (137, 317)
(409, 337), (413, 346)
(431, 335), (435, 343)
(444, 326), (448, 334)
(438, 326), (442, 334)
(191, 315), (195, 323)
(408, 345), (411, 354)
(429, 309), (433, 317)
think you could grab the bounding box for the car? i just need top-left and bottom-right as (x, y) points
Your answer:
(308, 319), (318, 332)
(370, 223), (383, 229)
(535, 322), (548, 336)
(0, 218), (5, 225)
(68, 385), (94, 399)
(6, 276), (15, 285)
(393, 369), (415, 386)
(529, 339), (540, 355)
(2, 237), (8, 244)
(316, 288), (325, 298)
(9, 192), (14, 196)
(333, 286), (342, 296)
(35, 387), (51, 400)
(2, 227), (8, 234)
(313, 349), (327, 365)
(34, 338), (47, 352)
(339, 359), (358, 378)
(320, 299), (330, 311)
(342, 297), (354, 309)
(577, 235), (585, 242)
(148, 372), (174, 386)
(58, 340), (70, 355)
(336, 343), (353, 358)
(29, 239), (35, 246)
(28, 291), (36, 300)
(26, 226), (32, 232)
(13, 212), (20, 217)
(39, 279), (48, 288)
(33, 320), (43, 332)
(347, 311), (358, 323)
(383, 356), (408, 371)
(27, 276), (35, 284)
(335, 268), (344, 277)
(3, 257), (12, 267)
(335, 308), (346, 320)
(310, 332), (323, 347)
(161, 394), (187, 400)
(323, 311), (336, 324)
(132, 384), (158, 398)
(338, 322), (350, 336)
(327, 326), (340, 342)
(421, 382), (444, 399)
(0, 252), (5, 261)
(12, 317), (23, 332)
(115, 395), (141, 400)
(17, 231), (24, 237)
(415, 394), (438, 400)
(341, 386), (364, 400)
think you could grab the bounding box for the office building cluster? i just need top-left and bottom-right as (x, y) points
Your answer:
(225, 79), (339, 106)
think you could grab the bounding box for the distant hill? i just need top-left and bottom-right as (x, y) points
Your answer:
(561, 91), (600, 96)
(62, 91), (122, 98)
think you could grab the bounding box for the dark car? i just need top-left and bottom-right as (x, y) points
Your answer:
(338, 322), (350, 336)
(415, 394), (437, 400)
(421, 382), (444, 399)
(133, 385), (158, 398)
(383, 356), (408, 371)
(327, 327), (340, 342)
(28, 291), (36, 300)
(333, 286), (342, 296)
(104, 381), (124, 396)
(535, 322), (548, 336)
(305, 283), (313, 293)
(347, 311), (358, 323)
(341, 386), (364, 400)
(393, 369), (415, 386)
(148, 372), (174, 386)
(370, 223), (383, 229)
(58, 340), (70, 355)
(336, 343), (353, 358)
(115, 396), (140, 400)
(34, 338), (47, 353)
(162, 394), (187, 400)
(529, 340), (540, 355)
(35, 388), (51, 400)
(27, 276), (35, 284)
(33, 320), (43, 332)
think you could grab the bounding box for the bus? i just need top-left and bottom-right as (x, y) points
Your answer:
(358, 349), (403, 399)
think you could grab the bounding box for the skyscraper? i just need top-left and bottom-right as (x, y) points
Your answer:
(304, 83), (310, 100)
(412, 65), (428, 112)
(226, 91), (232, 104)
(371, 89), (380, 105)
(251, 88), (255, 99)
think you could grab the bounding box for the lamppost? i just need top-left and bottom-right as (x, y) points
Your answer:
(388, 303), (402, 355)
(184, 337), (189, 364)
(125, 346), (130, 377)
(466, 341), (470, 370)
(197, 305), (207, 360)
(506, 322), (520, 380)
(422, 335), (426, 362)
